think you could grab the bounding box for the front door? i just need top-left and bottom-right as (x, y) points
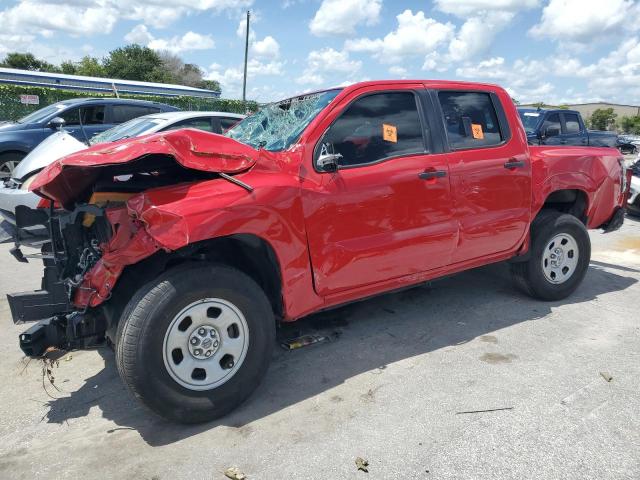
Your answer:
(302, 88), (457, 296)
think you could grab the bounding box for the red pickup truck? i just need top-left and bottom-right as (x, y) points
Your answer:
(8, 80), (630, 423)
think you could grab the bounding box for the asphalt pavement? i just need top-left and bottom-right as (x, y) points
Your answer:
(0, 215), (638, 479)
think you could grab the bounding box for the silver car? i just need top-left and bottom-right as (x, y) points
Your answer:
(0, 111), (244, 243)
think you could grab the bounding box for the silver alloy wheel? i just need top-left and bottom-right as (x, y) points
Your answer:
(163, 298), (249, 391)
(0, 160), (19, 180)
(541, 233), (579, 284)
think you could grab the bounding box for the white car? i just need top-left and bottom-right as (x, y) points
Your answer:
(0, 111), (244, 243)
(629, 156), (640, 215)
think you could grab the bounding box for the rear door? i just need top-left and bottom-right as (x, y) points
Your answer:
(435, 89), (531, 263)
(302, 86), (457, 295)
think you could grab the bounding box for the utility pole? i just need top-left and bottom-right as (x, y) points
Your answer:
(242, 10), (250, 103)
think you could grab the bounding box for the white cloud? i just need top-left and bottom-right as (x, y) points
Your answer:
(529, 0), (639, 43)
(0, 0), (254, 39)
(148, 31), (215, 54)
(310, 0), (381, 36)
(207, 58), (284, 98)
(297, 47), (362, 86)
(345, 10), (454, 64)
(124, 25), (215, 54)
(124, 24), (154, 44)
(447, 12), (513, 62)
(435, 0), (540, 16)
(252, 36), (280, 59)
(388, 65), (408, 76)
(0, 1), (118, 37)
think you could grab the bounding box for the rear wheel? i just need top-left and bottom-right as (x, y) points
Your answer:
(511, 211), (591, 300)
(0, 152), (25, 180)
(116, 263), (275, 423)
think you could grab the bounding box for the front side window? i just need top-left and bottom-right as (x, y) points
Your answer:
(220, 117), (241, 131)
(541, 113), (561, 136)
(165, 118), (213, 132)
(438, 91), (503, 149)
(563, 113), (581, 134)
(61, 105), (105, 126)
(320, 92), (425, 167)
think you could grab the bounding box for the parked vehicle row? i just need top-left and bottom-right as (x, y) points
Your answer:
(0, 98), (180, 179)
(7, 80), (630, 423)
(0, 110), (244, 244)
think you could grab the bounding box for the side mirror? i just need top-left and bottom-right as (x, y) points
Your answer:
(317, 153), (341, 172)
(544, 126), (560, 138)
(47, 117), (66, 130)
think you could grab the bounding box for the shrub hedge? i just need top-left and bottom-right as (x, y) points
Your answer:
(0, 84), (258, 121)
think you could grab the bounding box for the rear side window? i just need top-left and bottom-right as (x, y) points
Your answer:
(438, 91), (503, 149)
(112, 105), (160, 124)
(563, 113), (581, 133)
(321, 92), (425, 167)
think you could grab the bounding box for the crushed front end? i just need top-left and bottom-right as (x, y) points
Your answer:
(9, 202), (118, 356)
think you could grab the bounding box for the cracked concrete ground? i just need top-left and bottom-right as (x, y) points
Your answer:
(0, 216), (638, 480)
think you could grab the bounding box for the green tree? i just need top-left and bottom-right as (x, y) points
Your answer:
(75, 56), (106, 77)
(587, 108), (617, 130)
(103, 44), (167, 82)
(0, 52), (59, 72)
(60, 60), (77, 74)
(619, 115), (640, 135)
(198, 79), (221, 92)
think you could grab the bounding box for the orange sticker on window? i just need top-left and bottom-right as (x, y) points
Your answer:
(382, 123), (397, 143)
(471, 123), (484, 139)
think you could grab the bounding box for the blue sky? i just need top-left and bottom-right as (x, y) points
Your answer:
(1, 0), (639, 104)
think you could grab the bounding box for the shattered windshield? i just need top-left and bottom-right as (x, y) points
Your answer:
(225, 89), (342, 151)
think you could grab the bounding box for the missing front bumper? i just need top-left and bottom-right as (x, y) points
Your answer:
(19, 313), (107, 357)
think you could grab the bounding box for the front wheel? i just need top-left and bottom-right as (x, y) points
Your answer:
(115, 263), (275, 423)
(511, 211), (591, 301)
(0, 152), (25, 180)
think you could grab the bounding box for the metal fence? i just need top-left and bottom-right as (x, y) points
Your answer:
(0, 85), (257, 121)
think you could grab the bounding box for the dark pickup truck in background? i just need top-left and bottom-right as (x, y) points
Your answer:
(518, 108), (618, 147)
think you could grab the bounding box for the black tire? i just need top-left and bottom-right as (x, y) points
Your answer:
(0, 152), (25, 179)
(115, 263), (275, 423)
(511, 211), (591, 301)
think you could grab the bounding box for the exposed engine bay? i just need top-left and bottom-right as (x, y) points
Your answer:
(9, 154), (226, 356)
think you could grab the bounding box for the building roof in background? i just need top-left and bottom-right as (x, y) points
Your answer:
(0, 67), (220, 98)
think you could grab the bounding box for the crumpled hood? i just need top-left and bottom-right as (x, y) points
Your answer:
(31, 128), (259, 204)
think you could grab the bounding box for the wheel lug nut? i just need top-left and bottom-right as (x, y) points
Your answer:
(213, 340), (219, 348)
(194, 348), (202, 355)
(205, 351), (212, 357)
(190, 338), (199, 345)
(198, 328), (206, 335)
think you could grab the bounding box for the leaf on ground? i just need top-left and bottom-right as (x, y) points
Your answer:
(224, 466), (246, 480)
(355, 457), (369, 473)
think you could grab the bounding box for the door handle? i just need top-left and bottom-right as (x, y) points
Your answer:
(418, 170), (447, 180)
(504, 160), (525, 169)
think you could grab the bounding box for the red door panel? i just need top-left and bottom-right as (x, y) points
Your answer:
(302, 153), (456, 296)
(447, 151), (531, 263)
